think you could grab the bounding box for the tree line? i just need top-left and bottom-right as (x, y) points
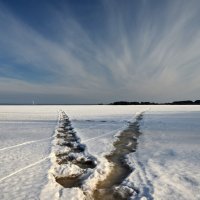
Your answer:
(109, 100), (200, 105)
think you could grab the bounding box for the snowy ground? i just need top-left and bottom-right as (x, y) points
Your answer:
(127, 106), (200, 200)
(0, 105), (200, 199)
(0, 106), (57, 200)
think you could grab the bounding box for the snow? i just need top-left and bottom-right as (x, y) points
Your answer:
(1, 105), (200, 199)
(126, 106), (200, 200)
(41, 106), (145, 199)
(0, 106), (57, 200)
(62, 105), (144, 158)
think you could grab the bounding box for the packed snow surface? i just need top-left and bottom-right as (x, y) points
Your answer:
(0, 105), (200, 199)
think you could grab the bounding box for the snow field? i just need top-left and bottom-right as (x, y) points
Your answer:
(1, 105), (200, 200)
(126, 107), (200, 200)
(0, 106), (57, 200)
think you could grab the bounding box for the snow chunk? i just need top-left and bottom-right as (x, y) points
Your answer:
(53, 163), (85, 178)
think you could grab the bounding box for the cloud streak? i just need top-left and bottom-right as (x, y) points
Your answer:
(0, 0), (200, 103)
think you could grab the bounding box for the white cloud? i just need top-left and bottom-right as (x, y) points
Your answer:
(0, 0), (200, 103)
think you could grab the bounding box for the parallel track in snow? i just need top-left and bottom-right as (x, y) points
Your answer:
(0, 137), (53, 151)
(93, 112), (144, 200)
(0, 156), (50, 183)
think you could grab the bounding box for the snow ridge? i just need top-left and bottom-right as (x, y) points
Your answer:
(40, 111), (100, 199)
(41, 110), (147, 199)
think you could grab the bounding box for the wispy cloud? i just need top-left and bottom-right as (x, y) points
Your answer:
(0, 0), (200, 103)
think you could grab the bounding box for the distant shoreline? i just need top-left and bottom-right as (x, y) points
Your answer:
(109, 100), (200, 105)
(0, 100), (200, 106)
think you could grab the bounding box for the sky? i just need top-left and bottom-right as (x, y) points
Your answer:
(0, 0), (200, 104)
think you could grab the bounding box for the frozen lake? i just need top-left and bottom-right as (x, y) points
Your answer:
(0, 105), (200, 199)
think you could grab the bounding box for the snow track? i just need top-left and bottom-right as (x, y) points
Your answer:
(93, 112), (144, 199)
(40, 110), (147, 200)
(0, 137), (53, 151)
(82, 127), (124, 143)
(0, 156), (50, 183)
(50, 111), (97, 188)
(0, 123), (122, 152)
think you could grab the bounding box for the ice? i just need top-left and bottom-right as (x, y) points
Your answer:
(1, 105), (200, 199)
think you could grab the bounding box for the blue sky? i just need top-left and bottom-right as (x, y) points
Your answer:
(0, 0), (200, 104)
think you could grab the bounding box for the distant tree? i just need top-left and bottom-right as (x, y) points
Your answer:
(171, 100), (193, 105)
(130, 102), (140, 105)
(194, 100), (200, 104)
(110, 101), (157, 105)
(140, 102), (150, 105)
(111, 101), (130, 105)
